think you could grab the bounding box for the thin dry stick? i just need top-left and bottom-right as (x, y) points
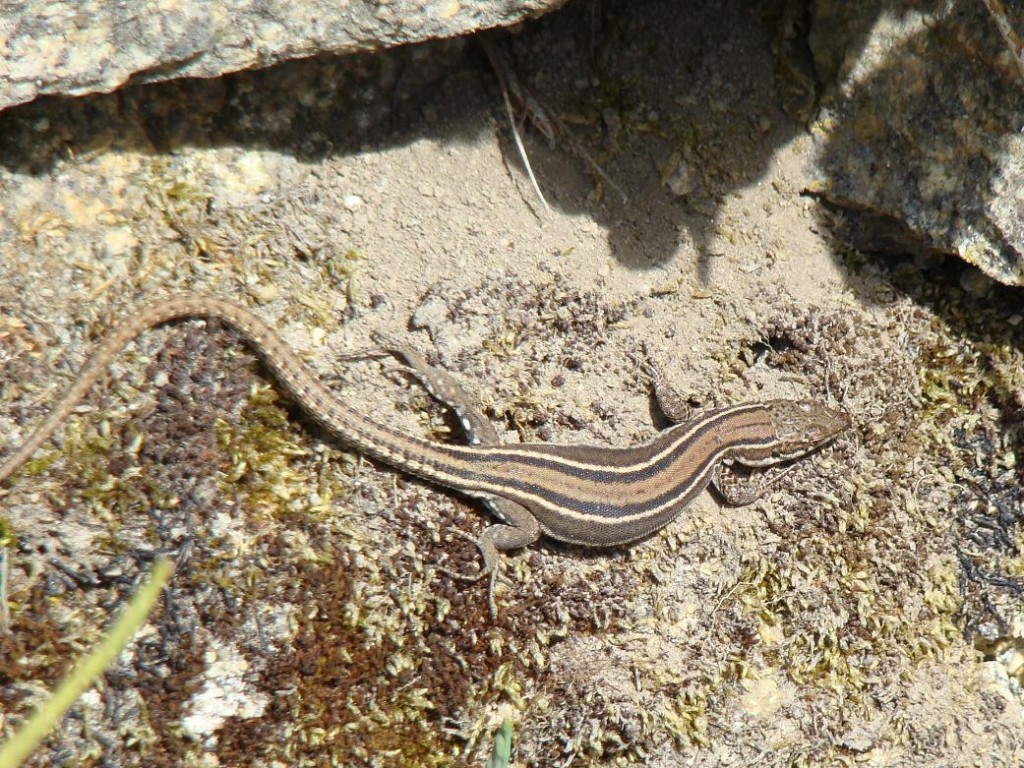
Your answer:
(481, 36), (550, 211)
(500, 76), (550, 211)
(480, 36), (628, 206)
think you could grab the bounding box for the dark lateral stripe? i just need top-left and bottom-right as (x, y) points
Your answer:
(425, 402), (775, 479)
(333, 400), (782, 519)
(480, 450), (722, 520)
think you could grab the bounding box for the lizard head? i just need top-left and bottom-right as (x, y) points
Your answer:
(763, 399), (851, 460)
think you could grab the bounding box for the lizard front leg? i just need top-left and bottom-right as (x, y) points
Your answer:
(711, 461), (795, 506)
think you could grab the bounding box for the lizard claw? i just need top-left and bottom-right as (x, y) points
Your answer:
(434, 526), (508, 619)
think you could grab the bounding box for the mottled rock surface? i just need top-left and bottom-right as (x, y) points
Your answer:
(806, 0), (1024, 286)
(0, 0), (565, 111)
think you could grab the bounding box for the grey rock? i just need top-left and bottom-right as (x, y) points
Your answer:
(805, 0), (1024, 286)
(0, 0), (566, 112)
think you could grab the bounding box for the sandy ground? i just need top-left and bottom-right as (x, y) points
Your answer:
(1, 1), (1023, 766)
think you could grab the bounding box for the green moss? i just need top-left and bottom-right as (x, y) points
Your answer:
(214, 382), (319, 518)
(206, 380), (468, 762)
(663, 685), (712, 748)
(325, 249), (366, 307)
(52, 421), (124, 513)
(16, 451), (59, 478)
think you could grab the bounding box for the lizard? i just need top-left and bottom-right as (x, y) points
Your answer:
(0, 294), (851, 615)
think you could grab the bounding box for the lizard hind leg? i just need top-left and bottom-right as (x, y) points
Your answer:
(370, 332), (542, 618)
(370, 331), (501, 446)
(435, 498), (542, 619)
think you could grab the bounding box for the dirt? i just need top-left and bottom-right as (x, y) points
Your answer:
(1, 1), (1022, 766)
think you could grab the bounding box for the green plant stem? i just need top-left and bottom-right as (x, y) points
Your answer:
(0, 557), (173, 767)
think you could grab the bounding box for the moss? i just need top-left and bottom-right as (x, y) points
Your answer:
(214, 381), (316, 520)
(0, 582), (107, 709)
(663, 686), (712, 748)
(216, 551), (460, 766)
(203, 366), (521, 766)
(16, 451), (59, 478)
(325, 249), (366, 309)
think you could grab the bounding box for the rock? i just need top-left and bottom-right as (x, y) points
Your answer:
(804, 0), (1024, 286)
(0, 0), (567, 113)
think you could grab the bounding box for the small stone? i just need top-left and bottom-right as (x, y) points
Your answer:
(664, 158), (695, 197)
(249, 283), (279, 304)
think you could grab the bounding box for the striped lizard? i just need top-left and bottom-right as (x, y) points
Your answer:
(0, 295), (850, 615)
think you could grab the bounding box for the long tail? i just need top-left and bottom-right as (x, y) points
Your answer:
(0, 295), (453, 487)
